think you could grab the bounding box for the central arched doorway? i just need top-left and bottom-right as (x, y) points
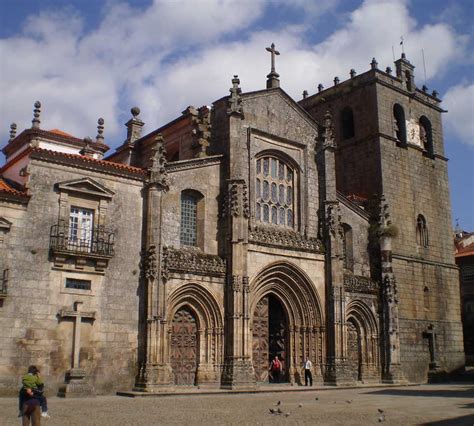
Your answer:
(252, 294), (288, 383)
(170, 306), (198, 385)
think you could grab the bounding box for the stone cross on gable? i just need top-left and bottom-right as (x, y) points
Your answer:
(265, 43), (281, 89)
(266, 43), (280, 74)
(59, 301), (95, 370)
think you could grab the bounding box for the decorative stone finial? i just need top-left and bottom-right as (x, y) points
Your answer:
(32, 101), (41, 129)
(125, 106), (144, 144)
(96, 118), (104, 143)
(79, 136), (98, 158)
(422, 85), (428, 92)
(302, 90), (308, 99)
(323, 110), (335, 149)
(9, 123), (17, 141)
(333, 76), (340, 86)
(401, 52), (406, 60)
(131, 106), (140, 118)
(432, 90), (438, 98)
(370, 58), (378, 70)
(350, 69), (356, 78)
(227, 75), (244, 117)
(386, 66), (392, 75)
(265, 43), (280, 89)
(148, 134), (170, 191)
(318, 84), (324, 93)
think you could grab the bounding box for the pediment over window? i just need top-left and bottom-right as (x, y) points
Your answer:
(56, 178), (115, 199)
(0, 217), (12, 231)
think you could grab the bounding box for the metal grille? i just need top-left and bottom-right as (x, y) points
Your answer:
(180, 194), (197, 246)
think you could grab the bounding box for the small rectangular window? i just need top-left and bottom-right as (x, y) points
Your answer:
(65, 278), (91, 291)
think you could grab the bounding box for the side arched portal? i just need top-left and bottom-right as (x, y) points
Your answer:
(250, 262), (324, 385)
(346, 300), (380, 382)
(167, 284), (223, 387)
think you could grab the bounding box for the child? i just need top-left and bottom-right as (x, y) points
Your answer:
(19, 366), (50, 419)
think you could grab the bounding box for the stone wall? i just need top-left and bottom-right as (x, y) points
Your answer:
(0, 158), (143, 395)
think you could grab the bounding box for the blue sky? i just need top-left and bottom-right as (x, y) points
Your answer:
(0, 0), (473, 229)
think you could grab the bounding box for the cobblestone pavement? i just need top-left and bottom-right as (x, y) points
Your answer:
(1, 384), (473, 425)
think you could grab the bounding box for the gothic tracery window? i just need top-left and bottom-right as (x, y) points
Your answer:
(416, 214), (429, 247)
(256, 155), (295, 228)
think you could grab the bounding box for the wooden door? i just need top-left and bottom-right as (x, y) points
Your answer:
(252, 297), (269, 382)
(170, 307), (198, 385)
(268, 295), (287, 379)
(347, 321), (362, 381)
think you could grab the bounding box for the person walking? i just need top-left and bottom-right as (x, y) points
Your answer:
(269, 355), (283, 383)
(304, 358), (313, 386)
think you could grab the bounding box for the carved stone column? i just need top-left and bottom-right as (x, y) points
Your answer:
(379, 196), (405, 383)
(134, 136), (173, 392)
(317, 112), (352, 385)
(221, 179), (256, 389)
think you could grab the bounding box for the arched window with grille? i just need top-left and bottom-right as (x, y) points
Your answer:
(419, 116), (433, 155)
(393, 104), (407, 145)
(341, 107), (355, 140)
(255, 155), (296, 228)
(180, 190), (204, 247)
(416, 214), (429, 247)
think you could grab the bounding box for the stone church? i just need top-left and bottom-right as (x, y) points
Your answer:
(0, 47), (464, 395)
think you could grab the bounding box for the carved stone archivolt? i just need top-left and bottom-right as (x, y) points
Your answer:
(343, 273), (378, 294)
(249, 225), (323, 253)
(162, 246), (226, 277)
(222, 179), (250, 219)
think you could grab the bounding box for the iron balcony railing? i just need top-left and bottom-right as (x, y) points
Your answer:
(50, 223), (115, 257)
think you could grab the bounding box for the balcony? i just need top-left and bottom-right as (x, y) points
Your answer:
(49, 223), (115, 272)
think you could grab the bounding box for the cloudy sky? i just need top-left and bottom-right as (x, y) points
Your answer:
(0, 0), (473, 228)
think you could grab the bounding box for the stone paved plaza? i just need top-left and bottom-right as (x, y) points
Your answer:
(1, 384), (474, 425)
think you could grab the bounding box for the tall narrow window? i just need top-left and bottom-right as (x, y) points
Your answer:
(341, 107), (355, 139)
(416, 214), (429, 247)
(342, 223), (354, 271)
(423, 286), (430, 311)
(393, 104), (407, 145)
(180, 193), (198, 247)
(256, 155), (295, 228)
(69, 207), (94, 252)
(405, 70), (412, 91)
(419, 116), (433, 154)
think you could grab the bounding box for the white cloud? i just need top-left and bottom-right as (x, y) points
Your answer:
(0, 0), (468, 153)
(443, 82), (474, 146)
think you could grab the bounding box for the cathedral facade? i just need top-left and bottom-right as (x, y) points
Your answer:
(0, 50), (464, 395)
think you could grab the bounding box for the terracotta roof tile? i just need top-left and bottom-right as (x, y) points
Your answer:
(48, 129), (75, 137)
(30, 148), (147, 178)
(0, 177), (28, 198)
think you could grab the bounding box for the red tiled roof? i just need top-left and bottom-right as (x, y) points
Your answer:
(48, 129), (75, 138)
(456, 241), (474, 258)
(30, 148), (147, 178)
(0, 177), (28, 199)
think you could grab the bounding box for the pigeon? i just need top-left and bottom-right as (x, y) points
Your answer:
(269, 408), (275, 414)
(277, 408), (283, 414)
(285, 413), (291, 417)
(298, 403), (303, 408)
(378, 414), (386, 423)
(378, 409), (384, 414)
(277, 401), (281, 406)
(346, 400), (353, 404)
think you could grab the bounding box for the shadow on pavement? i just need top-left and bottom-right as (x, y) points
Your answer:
(363, 386), (474, 399)
(421, 413), (474, 425)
